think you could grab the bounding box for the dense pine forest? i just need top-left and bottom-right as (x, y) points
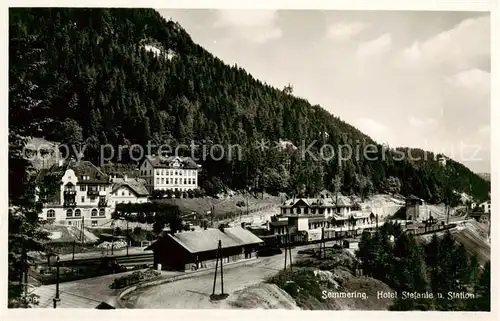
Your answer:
(9, 8), (489, 203)
(357, 223), (490, 311)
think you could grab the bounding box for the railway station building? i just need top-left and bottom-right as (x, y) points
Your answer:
(270, 195), (377, 243)
(149, 226), (263, 271)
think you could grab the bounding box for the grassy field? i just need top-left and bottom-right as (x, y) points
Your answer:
(157, 194), (281, 217)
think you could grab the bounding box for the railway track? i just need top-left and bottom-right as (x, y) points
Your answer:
(46, 253), (154, 268)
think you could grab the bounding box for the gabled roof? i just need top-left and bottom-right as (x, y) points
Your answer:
(282, 195), (353, 208)
(35, 160), (111, 185)
(112, 178), (149, 196)
(269, 220), (288, 227)
(336, 196), (353, 207)
(164, 227), (263, 254)
(143, 155), (199, 169)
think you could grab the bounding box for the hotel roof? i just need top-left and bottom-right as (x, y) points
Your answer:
(164, 227), (263, 254)
(111, 177), (149, 196)
(144, 155), (199, 169)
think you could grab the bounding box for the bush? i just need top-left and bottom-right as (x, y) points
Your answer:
(268, 267), (326, 304)
(236, 200), (246, 207)
(109, 269), (161, 289)
(151, 189), (167, 199)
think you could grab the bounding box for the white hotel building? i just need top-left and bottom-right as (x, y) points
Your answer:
(35, 160), (115, 227)
(139, 155), (201, 193)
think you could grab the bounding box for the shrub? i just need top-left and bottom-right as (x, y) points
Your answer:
(109, 269), (161, 289)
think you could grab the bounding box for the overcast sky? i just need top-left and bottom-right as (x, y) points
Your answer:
(157, 9), (490, 173)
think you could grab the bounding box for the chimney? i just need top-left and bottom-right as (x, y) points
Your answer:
(123, 174), (128, 182)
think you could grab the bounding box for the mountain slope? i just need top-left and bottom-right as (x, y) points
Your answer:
(9, 8), (490, 202)
(477, 173), (490, 181)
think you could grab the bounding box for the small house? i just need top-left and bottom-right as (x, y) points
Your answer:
(405, 195), (423, 221)
(149, 226), (263, 271)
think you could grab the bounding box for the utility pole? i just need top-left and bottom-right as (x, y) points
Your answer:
(81, 216), (85, 248)
(53, 256), (60, 308)
(284, 232), (288, 270)
(211, 240), (225, 297)
(126, 219), (129, 256)
(284, 228), (292, 271)
(320, 227), (326, 259)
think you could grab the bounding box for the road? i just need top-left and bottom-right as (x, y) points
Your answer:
(121, 241), (336, 309)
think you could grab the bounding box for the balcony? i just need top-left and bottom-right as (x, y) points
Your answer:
(64, 189), (76, 195)
(98, 200), (108, 207)
(87, 190), (99, 197)
(64, 200), (77, 207)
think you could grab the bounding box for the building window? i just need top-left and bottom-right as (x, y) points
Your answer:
(47, 209), (55, 218)
(66, 209), (73, 217)
(175, 178), (178, 184)
(80, 185), (86, 191)
(161, 178), (164, 184)
(149, 170), (152, 175)
(68, 221), (72, 226)
(81, 196), (85, 203)
(128, 191), (131, 196)
(156, 178), (159, 184)
(297, 208), (301, 214)
(311, 208), (316, 214)
(183, 179), (186, 185)
(75, 209), (81, 217)
(161, 170), (164, 175)
(91, 209), (98, 217)
(99, 208), (105, 216)
(304, 207), (309, 214)
(122, 191), (125, 196)
(156, 170), (160, 175)
(91, 220), (98, 227)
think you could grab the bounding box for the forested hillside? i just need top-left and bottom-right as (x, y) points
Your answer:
(9, 8), (490, 202)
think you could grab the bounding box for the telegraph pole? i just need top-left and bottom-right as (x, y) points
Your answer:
(288, 230), (293, 271)
(81, 216), (85, 248)
(53, 256), (60, 308)
(284, 232), (288, 270)
(211, 240), (226, 299)
(320, 227), (326, 259)
(284, 228), (292, 271)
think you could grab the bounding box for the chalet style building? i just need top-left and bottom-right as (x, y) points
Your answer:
(35, 160), (150, 227)
(35, 160), (115, 227)
(271, 194), (377, 242)
(138, 155), (201, 193)
(109, 175), (150, 206)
